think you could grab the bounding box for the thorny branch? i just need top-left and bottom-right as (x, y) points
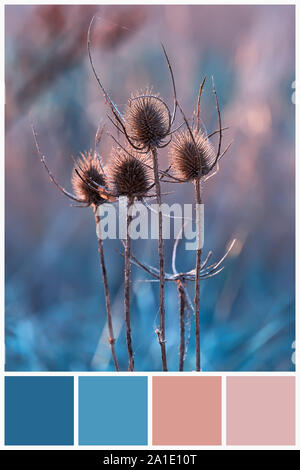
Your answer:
(120, 233), (236, 371)
(32, 121), (120, 371)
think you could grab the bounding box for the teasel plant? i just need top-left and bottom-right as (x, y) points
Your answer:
(167, 77), (233, 371)
(31, 123), (120, 372)
(126, 222), (236, 371)
(107, 146), (152, 371)
(87, 15), (184, 371)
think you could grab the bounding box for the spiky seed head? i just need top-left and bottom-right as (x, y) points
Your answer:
(108, 147), (151, 198)
(72, 150), (107, 206)
(169, 129), (215, 181)
(124, 89), (170, 148)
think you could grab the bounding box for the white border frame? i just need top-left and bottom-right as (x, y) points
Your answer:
(1, 0), (298, 451)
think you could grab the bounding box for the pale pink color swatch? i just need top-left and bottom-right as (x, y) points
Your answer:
(227, 376), (295, 445)
(152, 376), (221, 446)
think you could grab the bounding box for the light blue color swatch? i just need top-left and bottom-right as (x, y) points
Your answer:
(79, 376), (148, 445)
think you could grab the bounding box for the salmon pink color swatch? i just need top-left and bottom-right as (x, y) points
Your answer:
(152, 376), (221, 445)
(226, 376), (295, 445)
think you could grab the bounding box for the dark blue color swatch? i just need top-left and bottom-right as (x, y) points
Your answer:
(5, 376), (74, 445)
(79, 376), (148, 445)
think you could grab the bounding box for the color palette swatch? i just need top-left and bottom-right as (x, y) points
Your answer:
(152, 376), (221, 445)
(4, 375), (296, 447)
(79, 376), (148, 445)
(226, 376), (295, 445)
(5, 376), (74, 445)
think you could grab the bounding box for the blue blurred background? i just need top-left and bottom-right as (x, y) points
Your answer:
(5, 4), (295, 371)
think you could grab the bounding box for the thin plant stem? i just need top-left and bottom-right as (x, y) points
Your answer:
(196, 76), (206, 132)
(194, 179), (202, 372)
(177, 280), (185, 371)
(124, 197), (134, 371)
(151, 147), (168, 371)
(93, 207), (119, 371)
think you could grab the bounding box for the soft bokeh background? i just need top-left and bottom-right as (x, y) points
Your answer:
(5, 4), (295, 371)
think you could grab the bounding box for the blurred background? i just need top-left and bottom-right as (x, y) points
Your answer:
(5, 4), (295, 371)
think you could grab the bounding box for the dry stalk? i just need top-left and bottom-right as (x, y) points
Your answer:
(151, 147), (168, 371)
(32, 123), (120, 371)
(124, 197), (134, 371)
(194, 179), (202, 371)
(94, 207), (119, 371)
(177, 279), (186, 371)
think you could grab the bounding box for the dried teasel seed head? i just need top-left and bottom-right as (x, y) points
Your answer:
(169, 129), (215, 181)
(124, 89), (170, 149)
(72, 150), (107, 206)
(108, 147), (152, 199)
